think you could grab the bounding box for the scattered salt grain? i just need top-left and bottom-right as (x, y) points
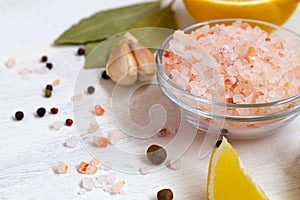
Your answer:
(90, 157), (101, 166)
(139, 167), (149, 175)
(108, 131), (124, 145)
(4, 58), (16, 68)
(167, 159), (181, 170)
(93, 136), (109, 148)
(52, 79), (60, 86)
(88, 122), (100, 133)
(82, 177), (94, 190)
(107, 181), (125, 195)
(71, 93), (84, 101)
(18, 67), (32, 78)
(157, 128), (169, 137)
(96, 172), (117, 186)
(56, 161), (68, 174)
(78, 161), (98, 174)
(65, 136), (77, 148)
(51, 120), (64, 130)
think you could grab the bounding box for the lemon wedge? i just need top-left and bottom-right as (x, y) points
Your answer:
(207, 137), (268, 200)
(183, 0), (299, 25)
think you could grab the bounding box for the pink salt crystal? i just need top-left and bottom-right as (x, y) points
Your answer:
(57, 161), (68, 174)
(86, 164), (98, 174)
(167, 159), (181, 170)
(157, 128), (169, 137)
(4, 58), (16, 68)
(52, 79), (60, 86)
(96, 172), (117, 186)
(90, 157), (101, 166)
(71, 93), (84, 101)
(139, 167), (149, 175)
(107, 181), (125, 195)
(82, 177), (94, 190)
(88, 122), (99, 133)
(108, 131), (124, 145)
(93, 136), (109, 148)
(65, 136), (77, 148)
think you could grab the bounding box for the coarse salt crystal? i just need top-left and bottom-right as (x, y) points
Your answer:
(52, 79), (61, 86)
(90, 157), (101, 166)
(97, 172), (117, 186)
(139, 167), (149, 175)
(71, 93), (84, 101)
(56, 161), (68, 174)
(65, 136), (77, 148)
(157, 128), (169, 137)
(167, 159), (181, 170)
(82, 177), (94, 190)
(108, 131), (124, 145)
(88, 122), (99, 133)
(4, 58), (16, 68)
(107, 181), (125, 195)
(51, 121), (64, 130)
(93, 136), (109, 148)
(78, 161), (98, 174)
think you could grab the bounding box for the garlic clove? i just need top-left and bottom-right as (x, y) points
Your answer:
(130, 41), (156, 82)
(106, 37), (138, 85)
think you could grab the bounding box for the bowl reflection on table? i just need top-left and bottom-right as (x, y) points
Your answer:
(155, 19), (300, 139)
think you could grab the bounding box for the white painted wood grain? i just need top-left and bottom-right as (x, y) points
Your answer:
(0, 1), (300, 199)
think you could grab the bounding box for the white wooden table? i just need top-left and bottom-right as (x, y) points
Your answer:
(1, 1), (300, 199)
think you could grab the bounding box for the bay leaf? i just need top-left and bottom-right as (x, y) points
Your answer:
(55, 1), (161, 44)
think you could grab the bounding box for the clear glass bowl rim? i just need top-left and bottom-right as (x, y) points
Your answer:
(156, 18), (300, 109)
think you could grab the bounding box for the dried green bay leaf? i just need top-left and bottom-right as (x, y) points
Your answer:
(84, 4), (177, 69)
(55, 1), (161, 44)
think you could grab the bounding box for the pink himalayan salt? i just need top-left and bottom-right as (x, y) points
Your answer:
(82, 177), (94, 190)
(52, 79), (60, 86)
(4, 58), (16, 68)
(163, 21), (300, 105)
(88, 121), (100, 133)
(107, 181), (126, 195)
(78, 161), (98, 174)
(93, 136), (109, 148)
(108, 131), (124, 145)
(157, 128), (170, 137)
(57, 161), (68, 174)
(90, 157), (101, 166)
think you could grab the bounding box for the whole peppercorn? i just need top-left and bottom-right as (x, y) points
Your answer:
(45, 84), (53, 91)
(46, 62), (53, 70)
(41, 55), (48, 63)
(65, 119), (73, 126)
(87, 86), (95, 94)
(77, 48), (85, 56)
(36, 107), (46, 117)
(50, 107), (59, 114)
(157, 189), (174, 200)
(45, 89), (52, 98)
(101, 70), (110, 80)
(147, 144), (167, 165)
(15, 111), (24, 121)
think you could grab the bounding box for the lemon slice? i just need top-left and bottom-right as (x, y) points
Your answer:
(183, 0), (299, 25)
(207, 137), (268, 200)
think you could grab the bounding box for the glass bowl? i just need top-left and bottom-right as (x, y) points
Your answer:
(155, 19), (300, 139)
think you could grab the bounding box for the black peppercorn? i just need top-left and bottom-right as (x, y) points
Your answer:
(45, 84), (53, 91)
(15, 111), (24, 121)
(157, 189), (173, 200)
(46, 62), (53, 70)
(101, 70), (110, 80)
(147, 144), (167, 165)
(36, 107), (46, 117)
(87, 86), (95, 94)
(41, 55), (48, 63)
(77, 48), (85, 56)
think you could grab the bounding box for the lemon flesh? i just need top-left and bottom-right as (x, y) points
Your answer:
(183, 0), (299, 25)
(207, 137), (268, 200)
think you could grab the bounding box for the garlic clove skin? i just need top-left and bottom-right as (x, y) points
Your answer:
(130, 41), (156, 82)
(106, 37), (138, 86)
